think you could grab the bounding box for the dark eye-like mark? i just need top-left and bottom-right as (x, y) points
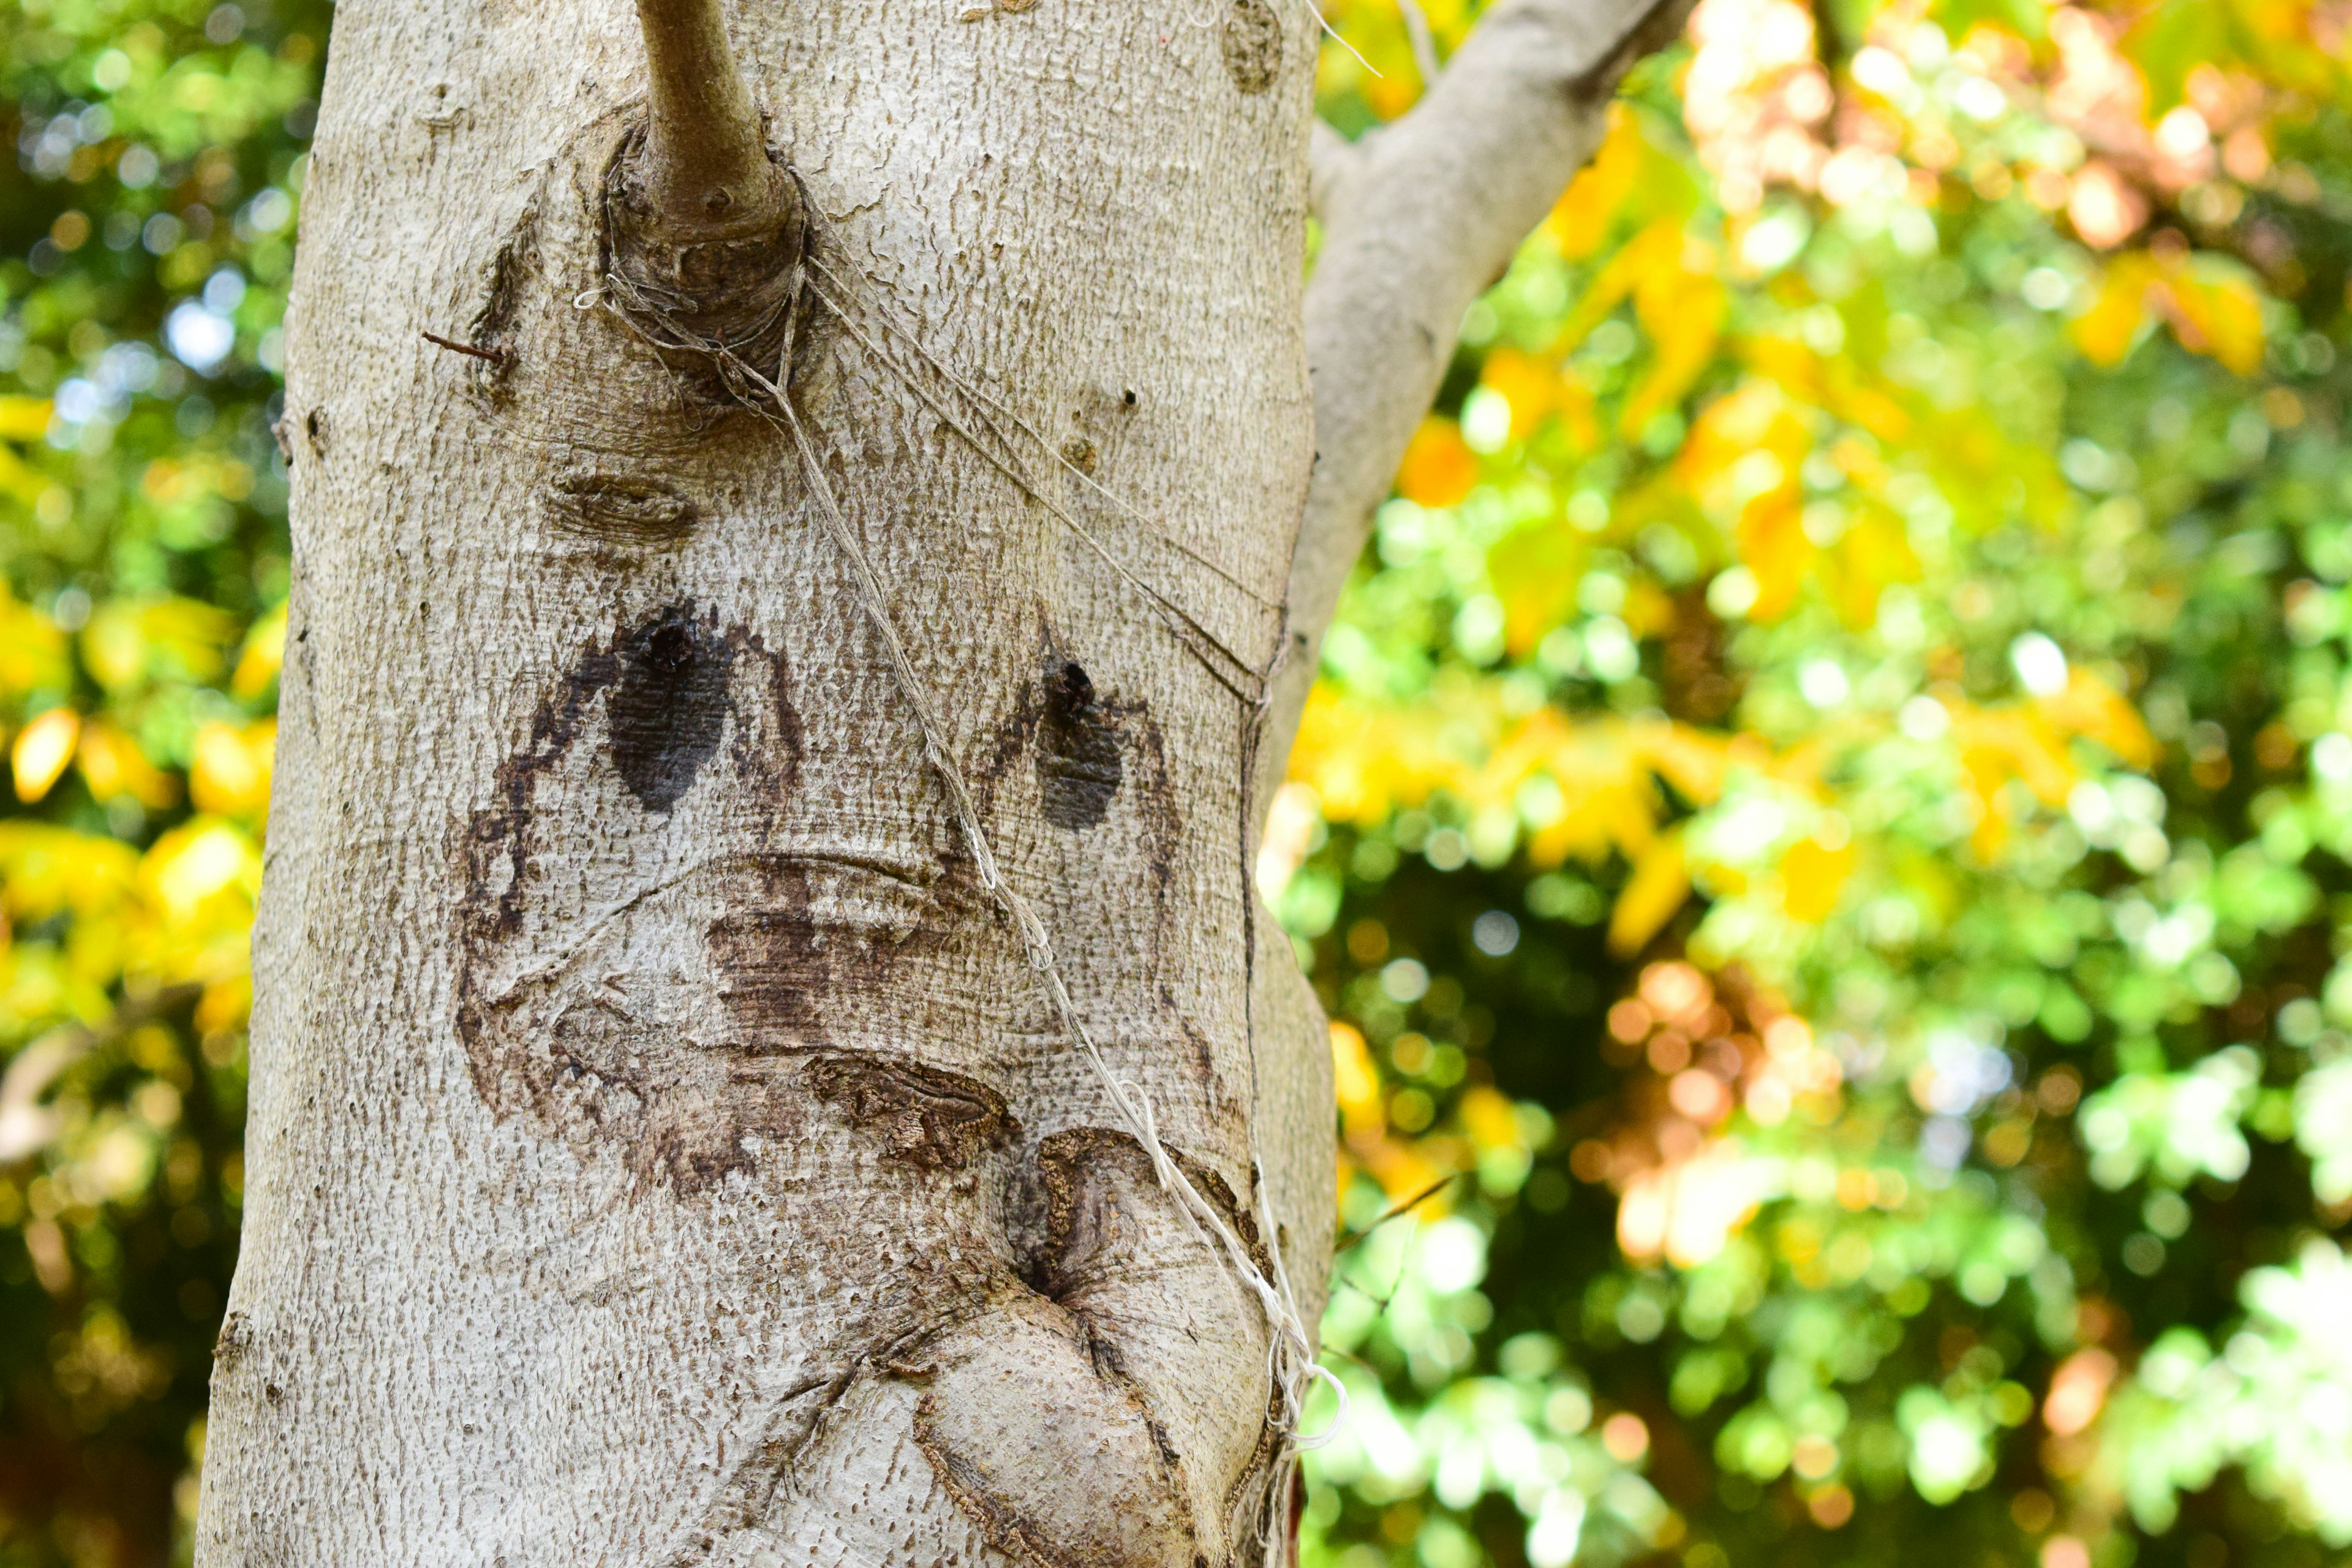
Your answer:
(1035, 660), (1123, 831)
(608, 605), (733, 811)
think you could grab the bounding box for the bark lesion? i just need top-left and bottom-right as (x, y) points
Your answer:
(805, 1052), (1016, 1171)
(542, 467), (699, 541)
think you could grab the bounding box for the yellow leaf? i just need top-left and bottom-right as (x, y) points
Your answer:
(2035, 669), (2156, 770)
(79, 604), (148, 692)
(1552, 217), (1684, 360)
(78, 720), (181, 810)
(1737, 491), (1813, 624)
(0, 591), (70, 696)
(1623, 265), (1727, 437)
(1555, 218), (1682, 353)
(141, 818), (262, 921)
(139, 597), (236, 683)
(196, 971), (253, 1035)
(1489, 521), (1586, 655)
(79, 597), (238, 692)
(231, 602), (289, 701)
(0, 397), (51, 441)
(1549, 104), (1643, 259)
(1481, 349), (1561, 439)
(1608, 830), (1690, 957)
(0, 445), (47, 505)
(1638, 721), (1733, 807)
(12, 708), (80, 802)
(190, 718), (276, 818)
(2162, 267), (2265, 376)
(1458, 1084), (1521, 1150)
(1332, 1020), (1381, 1120)
(1826, 505), (1921, 630)
(1781, 836), (1856, 922)
(0, 822), (138, 921)
(2071, 254), (2159, 367)
(1395, 417), (1480, 508)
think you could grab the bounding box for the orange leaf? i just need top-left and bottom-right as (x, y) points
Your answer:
(1482, 348), (1561, 439)
(1395, 417), (1479, 508)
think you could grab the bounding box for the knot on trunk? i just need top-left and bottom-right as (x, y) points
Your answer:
(601, 123), (806, 399)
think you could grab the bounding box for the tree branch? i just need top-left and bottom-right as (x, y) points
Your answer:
(632, 0), (778, 240)
(608, 0), (804, 379)
(1261, 0), (1695, 820)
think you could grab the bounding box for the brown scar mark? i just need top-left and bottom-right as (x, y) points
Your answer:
(470, 195), (539, 382)
(1221, 0), (1282, 94)
(1036, 659), (1123, 830)
(544, 468), (700, 543)
(806, 1053), (1015, 1170)
(705, 849), (959, 1052)
(453, 609), (816, 1195)
(706, 857), (824, 1042)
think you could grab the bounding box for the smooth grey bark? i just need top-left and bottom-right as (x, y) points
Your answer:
(197, 0), (1678, 1561)
(1259, 0), (1697, 819)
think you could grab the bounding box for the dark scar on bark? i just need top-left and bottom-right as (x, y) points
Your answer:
(1036, 659), (1123, 830)
(1026, 1127), (1266, 1300)
(1222, 0), (1283, 94)
(609, 603), (734, 810)
(805, 1053), (1014, 1170)
(472, 199), (537, 364)
(706, 854), (823, 1044)
(454, 607), (809, 1197)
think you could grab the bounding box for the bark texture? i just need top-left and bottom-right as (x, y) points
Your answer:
(199, 0), (1332, 1561)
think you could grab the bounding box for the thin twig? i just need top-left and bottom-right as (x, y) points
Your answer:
(1331, 1170), (1462, 1257)
(420, 330), (510, 366)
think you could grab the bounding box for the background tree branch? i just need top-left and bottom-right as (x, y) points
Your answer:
(1261, 0), (1696, 818)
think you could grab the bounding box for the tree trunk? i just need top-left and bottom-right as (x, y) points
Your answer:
(197, 0), (1673, 1558)
(201, 2), (1330, 1561)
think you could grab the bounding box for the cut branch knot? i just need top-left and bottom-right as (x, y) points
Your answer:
(609, 0), (805, 394)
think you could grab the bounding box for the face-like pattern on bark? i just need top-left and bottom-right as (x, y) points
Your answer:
(203, 17), (1335, 1554)
(454, 598), (1022, 1193)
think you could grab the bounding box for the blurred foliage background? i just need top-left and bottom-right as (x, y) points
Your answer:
(0, 0), (311, 1556)
(0, 0), (2347, 1562)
